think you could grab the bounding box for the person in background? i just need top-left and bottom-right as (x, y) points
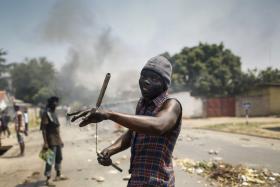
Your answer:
(24, 108), (29, 136)
(14, 105), (25, 156)
(40, 96), (67, 185)
(66, 105), (71, 126)
(1, 109), (11, 138)
(0, 113), (2, 146)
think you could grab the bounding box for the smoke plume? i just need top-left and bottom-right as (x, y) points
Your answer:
(40, 0), (140, 104)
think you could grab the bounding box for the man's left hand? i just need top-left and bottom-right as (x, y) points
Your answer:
(78, 110), (108, 127)
(68, 108), (92, 122)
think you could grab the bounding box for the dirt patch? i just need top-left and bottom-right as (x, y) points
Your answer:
(199, 122), (280, 139)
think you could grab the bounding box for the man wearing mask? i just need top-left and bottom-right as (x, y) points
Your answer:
(14, 105), (25, 156)
(41, 96), (67, 185)
(71, 56), (182, 187)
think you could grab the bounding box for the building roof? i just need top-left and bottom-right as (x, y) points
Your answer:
(0, 91), (7, 101)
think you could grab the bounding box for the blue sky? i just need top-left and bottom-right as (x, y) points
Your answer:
(1, 0), (280, 72)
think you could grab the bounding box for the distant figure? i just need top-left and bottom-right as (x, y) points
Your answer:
(66, 105), (71, 126)
(0, 110), (11, 138)
(0, 113), (2, 146)
(40, 96), (67, 185)
(24, 109), (29, 136)
(14, 105), (25, 156)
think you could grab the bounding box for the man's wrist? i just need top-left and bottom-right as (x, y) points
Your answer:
(105, 111), (112, 120)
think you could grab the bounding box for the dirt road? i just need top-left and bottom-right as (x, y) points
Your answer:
(0, 117), (280, 187)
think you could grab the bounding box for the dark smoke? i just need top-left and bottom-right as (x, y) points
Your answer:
(40, 0), (140, 104)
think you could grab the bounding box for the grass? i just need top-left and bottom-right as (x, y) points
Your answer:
(29, 116), (41, 129)
(199, 121), (280, 139)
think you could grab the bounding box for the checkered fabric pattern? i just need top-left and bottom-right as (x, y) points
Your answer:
(128, 92), (182, 187)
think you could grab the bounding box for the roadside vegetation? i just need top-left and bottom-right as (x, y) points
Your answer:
(200, 121), (280, 139)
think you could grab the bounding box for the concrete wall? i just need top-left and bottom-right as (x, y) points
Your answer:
(236, 87), (270, 117)
(268, 87), (280, 115)
(102, 92), (204, 118)
(236, 96), (269, 117)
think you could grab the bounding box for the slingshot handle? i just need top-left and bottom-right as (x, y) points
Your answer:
(96, 73), (111, 109)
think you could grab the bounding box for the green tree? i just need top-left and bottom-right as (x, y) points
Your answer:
(258, 67), (280, 84)
(237, 69), (259, 93)
(238, 68), (280, 93)
(0, 49), (9, 90)
(10, 57), (56, 104)
(171, 43), (242, 97)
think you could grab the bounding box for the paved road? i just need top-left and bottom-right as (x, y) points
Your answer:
(0, 117), (279, 187)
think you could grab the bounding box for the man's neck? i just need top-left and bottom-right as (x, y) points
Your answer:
(142, 90), (167, 103)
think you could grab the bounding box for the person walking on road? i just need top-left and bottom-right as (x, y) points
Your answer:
(1, 110), (11, 138)
(23, 108), (29, 136)
(40, 96), (67, 185)
(14, 105), (25, 156)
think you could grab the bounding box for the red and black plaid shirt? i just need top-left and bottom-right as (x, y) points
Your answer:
(128, 92), (182, 187)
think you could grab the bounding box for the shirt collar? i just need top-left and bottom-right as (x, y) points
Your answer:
(139, 91), (168, 107)
(153, 91), (168, 106)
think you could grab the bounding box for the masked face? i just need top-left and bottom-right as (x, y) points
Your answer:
(139, 69), (166, 100)
(49, 101), (58, 111)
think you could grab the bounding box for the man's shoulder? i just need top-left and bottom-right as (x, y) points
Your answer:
(166, 97), (181, 104)
(162, 98), (182, 112)
(41, 109), (51, 119)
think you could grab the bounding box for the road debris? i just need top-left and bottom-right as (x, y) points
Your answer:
(123, 174), (131, 181)
(31, 171), (40, 177)
(92, 176), (105, 182)
(108, 169), (118, 174)
(115, 160), (121, 165)
(186, 137), (193, 141)
(208, 149), (219, 155)
(240, 138), (250, 141)
(121, 155), (128, 160)
(176, 158), (280, 186)
(212, 157), (223, 162)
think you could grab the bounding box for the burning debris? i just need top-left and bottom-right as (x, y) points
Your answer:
(175, 158), (280, 186)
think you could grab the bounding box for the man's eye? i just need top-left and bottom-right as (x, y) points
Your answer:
(151, 76), (159, 81)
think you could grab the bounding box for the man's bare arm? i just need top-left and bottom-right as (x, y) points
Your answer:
(41, 115), (49, 148)
(106, 99), (181, 135)
(102, 130), (132, 157)
(77, 99), (181, 136)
